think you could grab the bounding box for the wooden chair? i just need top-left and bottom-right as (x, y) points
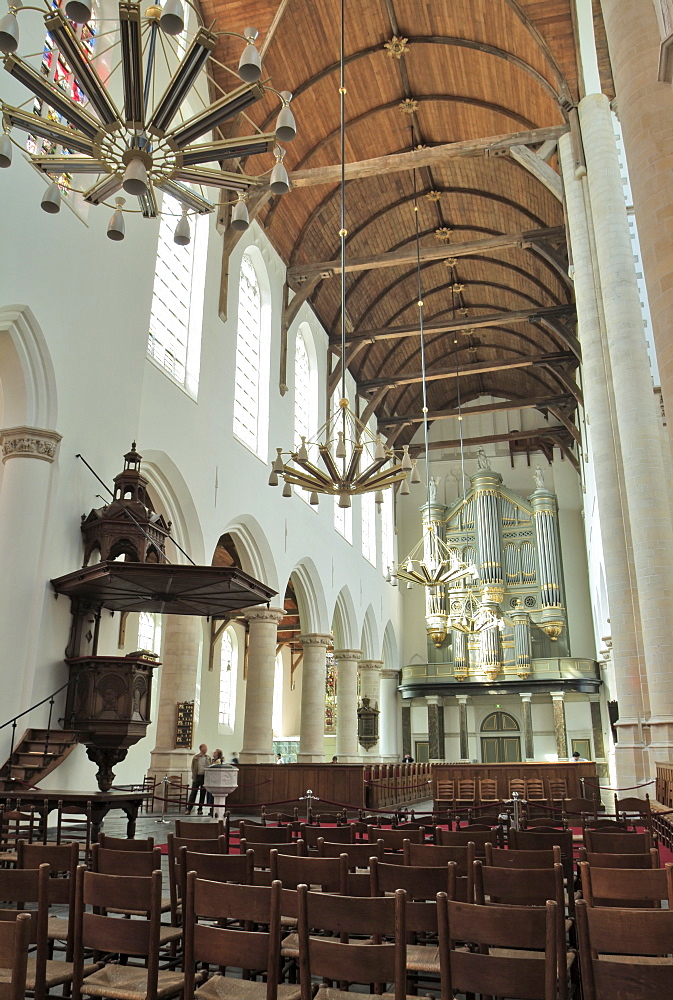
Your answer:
(316, 838), (384, 868)
(455, 779), (476, 810)
(583, 828), (652, 853)
(438, 894), (558, 1000)
(508, 777), (526, 799)
(301, 824), (354, 849)
(0, 911), (31, 1000)
(270, 850), (347, 893)
(16, 840), (77, 953)
(166, 834), (227, 926)
(312, 812), (346, 825)
(525, 779), (547, 803)
(435, 827), (494, 855)
(614, 794), (653, 834)
(576, 898), (673, 999)
(240, 838), (306, 871)
(576, 846), (659, 868)
(72, 868), (186, 1000)
(96, 833), (155, 851)
(183, 874), (297, 1000)
(164, 775), (189, 813)
(179, 847), (253, 891)
(370, 856), (452, 899)
(0, 802), (46, 860)
(403, 840), (476, 876)
(0, 862), (89, 1000)
(579, 860), (673, 907)
(508, 828), (575, 889)
(434, 779), (454, 814)
(478, 777), (498, 805)
(474, 860), (572, 999)
(548, 778), (568, 807)
(175, 818), (229, 844)
(239, 822), (291, 844)
(367, 825), (424, 850)
(56, 800), (92, 860)
(563, 796), (598, 821)
(296, 884), (407, 1000)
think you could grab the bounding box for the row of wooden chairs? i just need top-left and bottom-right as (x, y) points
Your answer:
(0, 799), (92, 861)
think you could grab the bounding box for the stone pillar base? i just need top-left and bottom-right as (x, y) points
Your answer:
(646, 718), (673, 767)
(148, 748), (194, 788)
(379, 754), (400, 764)
(337, 754), (362, 763)
(613, 720), (650, 787)
(239, 751), (274, 764)
(296, 752), (325, 763)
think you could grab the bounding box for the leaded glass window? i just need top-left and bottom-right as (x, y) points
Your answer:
(218, 627), (237, 729)
(233, 255), (263, 452)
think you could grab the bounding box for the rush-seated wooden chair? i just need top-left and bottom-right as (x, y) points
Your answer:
(576, 845), (659, 868)
(583, 828), (653, 854)
(16, 839), (77, 954)
(296, 884), (407, 1000)
(576, 898), (673, 1000)
(239, 823), (291, 845)
(435, 828), (494, 856)
(316, 838), (384, 868)
(484, 843), (563, 870)
(183, 874), (301, 1000)
(270, 850), (347, 894)
(438, 894), (558, 1000)
(96, 834), (155, 852)
(403, 841), (476, 879)
(72, 867), (186, 1000)
(366, 826), (424, 851)
(175, 818), (229, 850)
(0, 911), (31, 1000)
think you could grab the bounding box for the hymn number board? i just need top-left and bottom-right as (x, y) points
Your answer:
(175, 700), (194, 749)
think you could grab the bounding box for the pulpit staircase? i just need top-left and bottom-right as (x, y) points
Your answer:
(0, 676), (79, 792)
(0, 728), (78, 790)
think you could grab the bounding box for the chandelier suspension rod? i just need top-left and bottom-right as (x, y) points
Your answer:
(454, 289), (467, 499)
(144, 18), (159, 114)
(411, 141), (431, 514)
(339, 0), (347, 429)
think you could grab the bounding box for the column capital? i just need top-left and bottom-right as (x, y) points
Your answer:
(519, 692), (533, 702)
(455, 694), (469, 705)
(426, 695), (442, 706)
(242, 606), (286, 624)
(1, 426), (61, 464)
(333, 649), (362, 661)
(359, 659), (384, 671)
(551, 691), (566, 702)
(380, 668), (400, 680)
(298, 633), (332, 647)
(588, 693), (601, 703)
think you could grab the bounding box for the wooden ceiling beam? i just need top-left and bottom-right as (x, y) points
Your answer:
(287, 125), (569, 189)
(287, 226), (565, 283)
(359, 351), (576, 390)
(411, 425), (574, 454)
(379, 394), (575, 426)
(509, 144), (563, 200)
(335, 304), (575, 348)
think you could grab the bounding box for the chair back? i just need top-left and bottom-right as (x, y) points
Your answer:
(547, 779), (568, 803)
(367, 826), (423, 849)
(240, 838), (306, 869)
(583, 829), (652, 854)
(91, 844), (162, 877)
(484, 844), (562, 869)
(96, 833), (155, 851)
(56, 800), (91, 858)
(474, 860), (564, 908)
(438, 894), (557, 1000)
(525, 779), (547, 801)
(0, 864), (50, 1000)
(576, 898), (673, 1000)
(508, 778), (526, 798)
(478, 778), (498, 802)
(563, 796), (598, 819)
(296, 885), (406, 1000)
(239, 823), (291, 844)
(175, 818), (228, 844)
(270, 850), (347, 893)
(456, 779), (476, 803)
(576, 846), (659, 869)
(435, 779), (454, 803)
(370, 857), (451, 899)
(435, 828), (494, 854)
(302, 824), (354, 848)
(167, 834), (226, 857)
(0, 912), (31, 1000)
(579, 860), (673, 907)
(404, 840), (475, 875)
(317, 838), (383, 867)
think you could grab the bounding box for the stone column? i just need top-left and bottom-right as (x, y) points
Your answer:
(427, 696), (442, 760)
(358, 660), (383, 757)
(552, 693), (568, 761)
(580, 92), (673, 764)
(559, 131), (647, 784)
(333, 649), (361, 762)
(239, 607), (285, 763)
(457, 694), (469, 761)
(379, 668), (400, 762)
(0, 427), (61, 738)
(297, 634), (332, 763)
(149, 614), (203, 783)
(601, 0), (673, 458)
(401, 703), (412, 758)
(520, 693), (534, 761)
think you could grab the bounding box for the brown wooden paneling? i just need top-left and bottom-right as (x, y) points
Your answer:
(431, 761), (597, 802)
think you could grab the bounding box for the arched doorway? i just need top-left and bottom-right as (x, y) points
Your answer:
(480, 711), (521, 763)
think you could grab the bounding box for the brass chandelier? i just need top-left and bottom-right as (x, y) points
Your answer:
(0, 0), (296, 239)
(268, 0), (408, 507)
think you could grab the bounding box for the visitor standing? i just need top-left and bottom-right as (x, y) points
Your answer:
(186, 743), (212, 814)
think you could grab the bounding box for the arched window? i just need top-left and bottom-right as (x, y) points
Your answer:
(233, 253), (269, 457)
(137, 612), (162, 656)
(380, 487), (394, 577)
(218, 627), (238, 730)
(293, 326), (317, 501)
(148, 192), (208, 397)
(481, 711), (520, 732)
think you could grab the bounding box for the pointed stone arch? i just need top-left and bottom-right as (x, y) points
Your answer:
(0, 304), (58, 429)
(331, 587), (358, 650)
(360, 606), (380, 661)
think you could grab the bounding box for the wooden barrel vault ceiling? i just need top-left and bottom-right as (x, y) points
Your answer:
(202, 0), (615, 470)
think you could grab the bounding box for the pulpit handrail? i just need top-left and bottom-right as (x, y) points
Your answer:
(1, 674), (79, 782)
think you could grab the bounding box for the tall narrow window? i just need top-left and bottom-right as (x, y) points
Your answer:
(294, 326), (317, 501)
(137, 612), (162, 656)
(233, 254), (265, 454)
(361, 491), (377, 565)
(380, 487), (394, 576)
(148, 192), (207, 396)
(218, 627), (238, 730)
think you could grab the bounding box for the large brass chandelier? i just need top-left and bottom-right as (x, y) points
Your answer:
(0, 0), (296, 238)
(268, 0), (408, 506)
(393, 522), (476, 588)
